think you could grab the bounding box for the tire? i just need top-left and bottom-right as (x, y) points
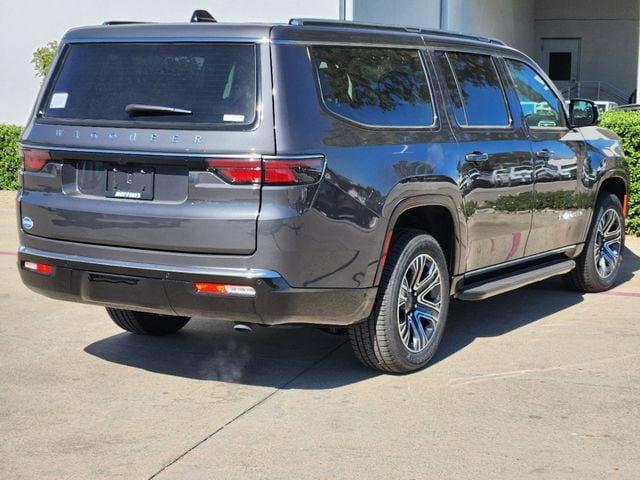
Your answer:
(106, 308), (191, 336)
(349, 229), (450, 373)
(566, 193), (625, 293)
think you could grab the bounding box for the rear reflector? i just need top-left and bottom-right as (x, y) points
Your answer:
(23, 261), (54, 276)
(379, 230), (394, 269)
(20, 148), (51, 172)
(194, 282), (256, 297)
(623, 194), (629, 217)
(207, 155), (325, 186)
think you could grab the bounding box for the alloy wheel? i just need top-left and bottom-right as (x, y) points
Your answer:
(593, 208), (623, 279)
(397, 253), (442, 353)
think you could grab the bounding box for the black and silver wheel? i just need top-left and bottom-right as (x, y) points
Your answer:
(567, 193), (625, 292)
(106, 308), (191, 336)
(349, 229), (450, 373)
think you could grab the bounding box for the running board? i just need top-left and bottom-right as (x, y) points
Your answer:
(456, 259), (576, 301)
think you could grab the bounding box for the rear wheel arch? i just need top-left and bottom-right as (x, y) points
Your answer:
(376, 196), (464, 285)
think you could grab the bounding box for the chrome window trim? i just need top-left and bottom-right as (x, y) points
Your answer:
(308, 45), (440, 131)
(19, 246), (282, 279)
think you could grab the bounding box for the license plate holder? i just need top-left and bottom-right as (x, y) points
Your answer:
(106, 166), (154, 200)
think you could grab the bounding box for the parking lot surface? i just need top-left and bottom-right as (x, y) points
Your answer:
(1, 190), (639, 479)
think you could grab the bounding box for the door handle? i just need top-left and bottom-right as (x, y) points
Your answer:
(536, 149), (553, 160)
(465, 152), (489, 163)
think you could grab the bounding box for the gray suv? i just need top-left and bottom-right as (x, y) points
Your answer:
(17, 16), (628, 373)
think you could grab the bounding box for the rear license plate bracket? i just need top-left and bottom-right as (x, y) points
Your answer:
(106, 166), (155, 200)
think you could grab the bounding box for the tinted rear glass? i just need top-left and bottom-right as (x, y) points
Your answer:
(311, 46), (435, 127)
(447, 52), (510, 127)
(41, 43), (257, 126)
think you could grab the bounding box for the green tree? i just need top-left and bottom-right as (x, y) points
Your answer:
(31, 40), (59, 79)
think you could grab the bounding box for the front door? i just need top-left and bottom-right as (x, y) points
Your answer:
(541, 38), (581, 91)
(432, 51), (534, 272)
(503, 57), (590, 255)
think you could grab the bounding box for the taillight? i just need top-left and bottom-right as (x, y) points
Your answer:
(206, 158), (262, 185)
(207, 155), (325, 186)
(263, 156), (325, 185)
(23, 261), (54, 276)
(20, 148), (51, 172)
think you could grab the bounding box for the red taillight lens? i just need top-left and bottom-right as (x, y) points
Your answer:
(263, 156), (325, 185)
(23, 261), (54, 276)
(207, 158), (262, 185)
(20, 148), (51, 172)
(207, 155), (325, 186)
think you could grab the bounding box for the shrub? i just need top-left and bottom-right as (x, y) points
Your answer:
(599, 110), (640, 234)
(31, 40), (59, 79)
(0, 125), (22, 190)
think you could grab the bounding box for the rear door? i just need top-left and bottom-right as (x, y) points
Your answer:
(502, 57), (588, 255)
(20, 41), (274, 254)
(432, 50), (534, 272)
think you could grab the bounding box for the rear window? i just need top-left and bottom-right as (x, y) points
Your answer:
(311, 46), (435, 128)
(40, 43), (257, 127)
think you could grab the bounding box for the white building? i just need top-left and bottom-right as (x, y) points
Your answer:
(1, 0), (638, 125)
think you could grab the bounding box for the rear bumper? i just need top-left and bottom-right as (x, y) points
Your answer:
(18, 246), (376, 326)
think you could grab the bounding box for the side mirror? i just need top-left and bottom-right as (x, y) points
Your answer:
(569, 99), (599, 128)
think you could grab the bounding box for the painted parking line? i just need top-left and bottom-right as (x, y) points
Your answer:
(598, 290), (640, 298)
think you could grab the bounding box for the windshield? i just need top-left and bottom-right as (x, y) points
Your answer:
(41, 43), (257, 127)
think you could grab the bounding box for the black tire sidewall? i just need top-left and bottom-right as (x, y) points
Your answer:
(583, 194), (625, 290)
(379, 234), (450, 370)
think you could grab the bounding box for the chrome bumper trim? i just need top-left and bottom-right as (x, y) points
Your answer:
(18, 245), (281, 279)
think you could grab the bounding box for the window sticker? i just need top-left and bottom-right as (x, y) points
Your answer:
(49, 92), (69, 109)
(223, 114), (245, 122)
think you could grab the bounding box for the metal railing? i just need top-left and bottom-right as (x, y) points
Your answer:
(561, 81), (629, 104)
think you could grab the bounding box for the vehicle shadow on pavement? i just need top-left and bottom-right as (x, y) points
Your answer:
(84, 246), (639, 388)
(433, 244), (640, 366)
(84, 320), (378, 388)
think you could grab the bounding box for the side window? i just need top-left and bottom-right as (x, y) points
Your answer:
(505, 59), (567, 129)
(446, 52), (510, 127)
(311, 46), (435, 127)
(432, 51), (466, 126)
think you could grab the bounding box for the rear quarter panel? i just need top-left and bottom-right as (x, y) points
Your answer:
(269, 42), (465, 289)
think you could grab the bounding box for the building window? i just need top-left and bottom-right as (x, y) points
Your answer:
(311, 46), (435, 127)
(548, 52), (572, 81)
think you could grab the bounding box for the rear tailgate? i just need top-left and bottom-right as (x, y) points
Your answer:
(20, 39), (274, 255)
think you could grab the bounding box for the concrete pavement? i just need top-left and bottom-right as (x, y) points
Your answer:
(1, 189), (639, 479)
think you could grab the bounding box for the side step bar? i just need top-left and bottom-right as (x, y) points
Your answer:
(456, 259), (576, 301)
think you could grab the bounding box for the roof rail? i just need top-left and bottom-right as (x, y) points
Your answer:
(288, 18), (506, 46)
(102, 21), (152, 26)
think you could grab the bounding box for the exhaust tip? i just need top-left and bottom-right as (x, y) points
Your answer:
(233, 322), (253, 334)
